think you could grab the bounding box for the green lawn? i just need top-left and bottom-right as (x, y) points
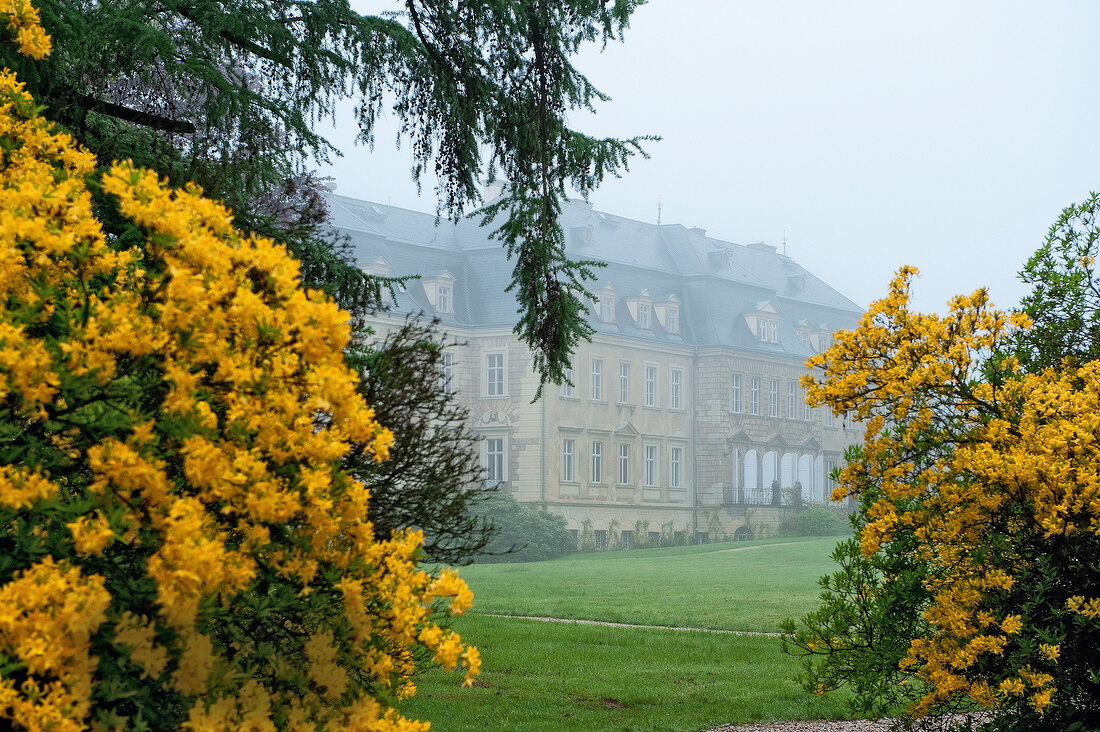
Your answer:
(399, 537), (857, 731)
(400, 614), (852, 732)
(457, 537), (840, 633)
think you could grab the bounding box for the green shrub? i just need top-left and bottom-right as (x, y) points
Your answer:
(476, 493), (576, 562)
(781, 507), (847, 537)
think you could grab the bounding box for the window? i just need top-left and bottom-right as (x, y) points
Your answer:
(731, 374), (741, 413)
(486, 353), (504, 396)
(619, 363), (630, 404)
(758, 321), (768, 341)
(670, 446), (683, 488)
(670, 369), (682, 409)
(437, 285), (452, 314)
(441, 352), (454, 394)
(769, 379), (778, 417)
(594, 530), (608, 551)
(803, 396), (812, 421)
(645, 365), (657, 407)
(618, 444), (630, 485)
(562, 356), (574, 398)
(750, 377), (760, 416)
(667, 308), (679, 335)
(825, 459), (838, 495)
(621, 530), (634, 549)
(825, 408), (834, 427)
(600, 296), (614, 322)
(770, 321), (778, 343)
(485, 438), (504, 486)
(591, 441), (603, 484)
(644, 445), (657, 486)
(562, 439), (575, 482)
(787, 382), (796, 418)
(591, 359), (603, 400)
(637, 303), (650, 328)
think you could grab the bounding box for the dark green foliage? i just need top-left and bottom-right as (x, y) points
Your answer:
(781, 492), (933, 721)
(474, 493), (575, 563)
(780, 507), (848, 537)
(6, 0), (652, 386)
(346, 317), (495, 565)
(1014, 192), (1100, 373)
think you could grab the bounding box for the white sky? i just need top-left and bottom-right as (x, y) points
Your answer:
(318, 1), (1100, 314)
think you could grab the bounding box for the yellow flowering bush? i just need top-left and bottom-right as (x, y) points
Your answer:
(787, 265), (1100, 730)
(0, 17), (476, 731)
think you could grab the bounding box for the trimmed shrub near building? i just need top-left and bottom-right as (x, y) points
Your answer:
(476, 493), (576, 562)
(781, 507), (848, 537)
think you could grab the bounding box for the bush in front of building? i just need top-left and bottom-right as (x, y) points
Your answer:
(476, 493), (576, 562)
(780, 507), (848, 537)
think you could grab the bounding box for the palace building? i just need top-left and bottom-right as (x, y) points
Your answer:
(328, 191), (864, 544)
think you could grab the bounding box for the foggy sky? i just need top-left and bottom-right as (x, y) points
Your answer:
(319, 1), (1100, 314)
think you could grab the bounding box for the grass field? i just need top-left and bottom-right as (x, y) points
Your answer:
(457, 536), (839, 633)
(399, 537), (857, 731)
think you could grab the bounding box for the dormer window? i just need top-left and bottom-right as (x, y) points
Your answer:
(666, 308), (679, 335)
(600, 296), (615, 322)
(770, 321), (778, 343)
(637, 303), (650, 329)
(424, 271), (456, 315)
(746, 302), (782, 345)
(757, 321), (767, 341)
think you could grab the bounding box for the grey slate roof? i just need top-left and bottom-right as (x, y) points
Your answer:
(327, 193), (863, 356)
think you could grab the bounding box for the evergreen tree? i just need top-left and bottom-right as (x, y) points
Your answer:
(3, 0), (652, 386)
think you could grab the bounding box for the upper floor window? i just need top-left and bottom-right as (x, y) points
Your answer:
(769, 379), (779, 418)
(666, 308), (679, 335)
(670, 369), (683, 410)
(437, 285), (452, 314)
(441, 352), (454, 394)
(757, 321), (768, 341)
(562, 356), (575, 398)
(619, 363), (630, 404)
(732, 374), (742, 413)
(670, 446), (683, 489)
(600, 296), (615, 322)
(562, 439), (575, 482)
(591, 359), (603, 401)
(771, 321), (778, 343)
(787, 382), (796, 419)
(644, 365), (657, 407)
(750, 377), (760, 416)
(637, 303), (650, 328)
(486, 353), (504, 396)
(644, 445), (658, 487)
(591, 441), (603, 484)
(618, 444), (630, 485)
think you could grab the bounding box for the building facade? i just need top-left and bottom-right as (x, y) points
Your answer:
(328, 192), (864, 543)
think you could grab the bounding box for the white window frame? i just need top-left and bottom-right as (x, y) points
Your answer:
(644, 444), (658, 487)
(591, 359), (603, 401)
(788, 381), (796, 419)
(750, 377), (760, 416)
(591, 441), (603, 484)
(618, 444), (630, 485)
(562, 355), (575, 398)
(670, 369), (682, 410)
(670, 446), (683, 489)
(825, 408), (834, 427)
(486, 353), (505, 397)
(667, 308), (679, 335)
(769, 379), (778, 418)
(437, 284), (452, 314)
(562, 438), (575, 483)
(770, 321), (778, 343)
(732, 374), (742, 413)
(637, 302), (650, 328)
(441, 352), (455, 394)
(619, 362), (630, 404)
(758, 321), (768, 341)
(644, 365), (657, 407)
(600, 296), (615, 322)
(485, 437), (505, 486)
